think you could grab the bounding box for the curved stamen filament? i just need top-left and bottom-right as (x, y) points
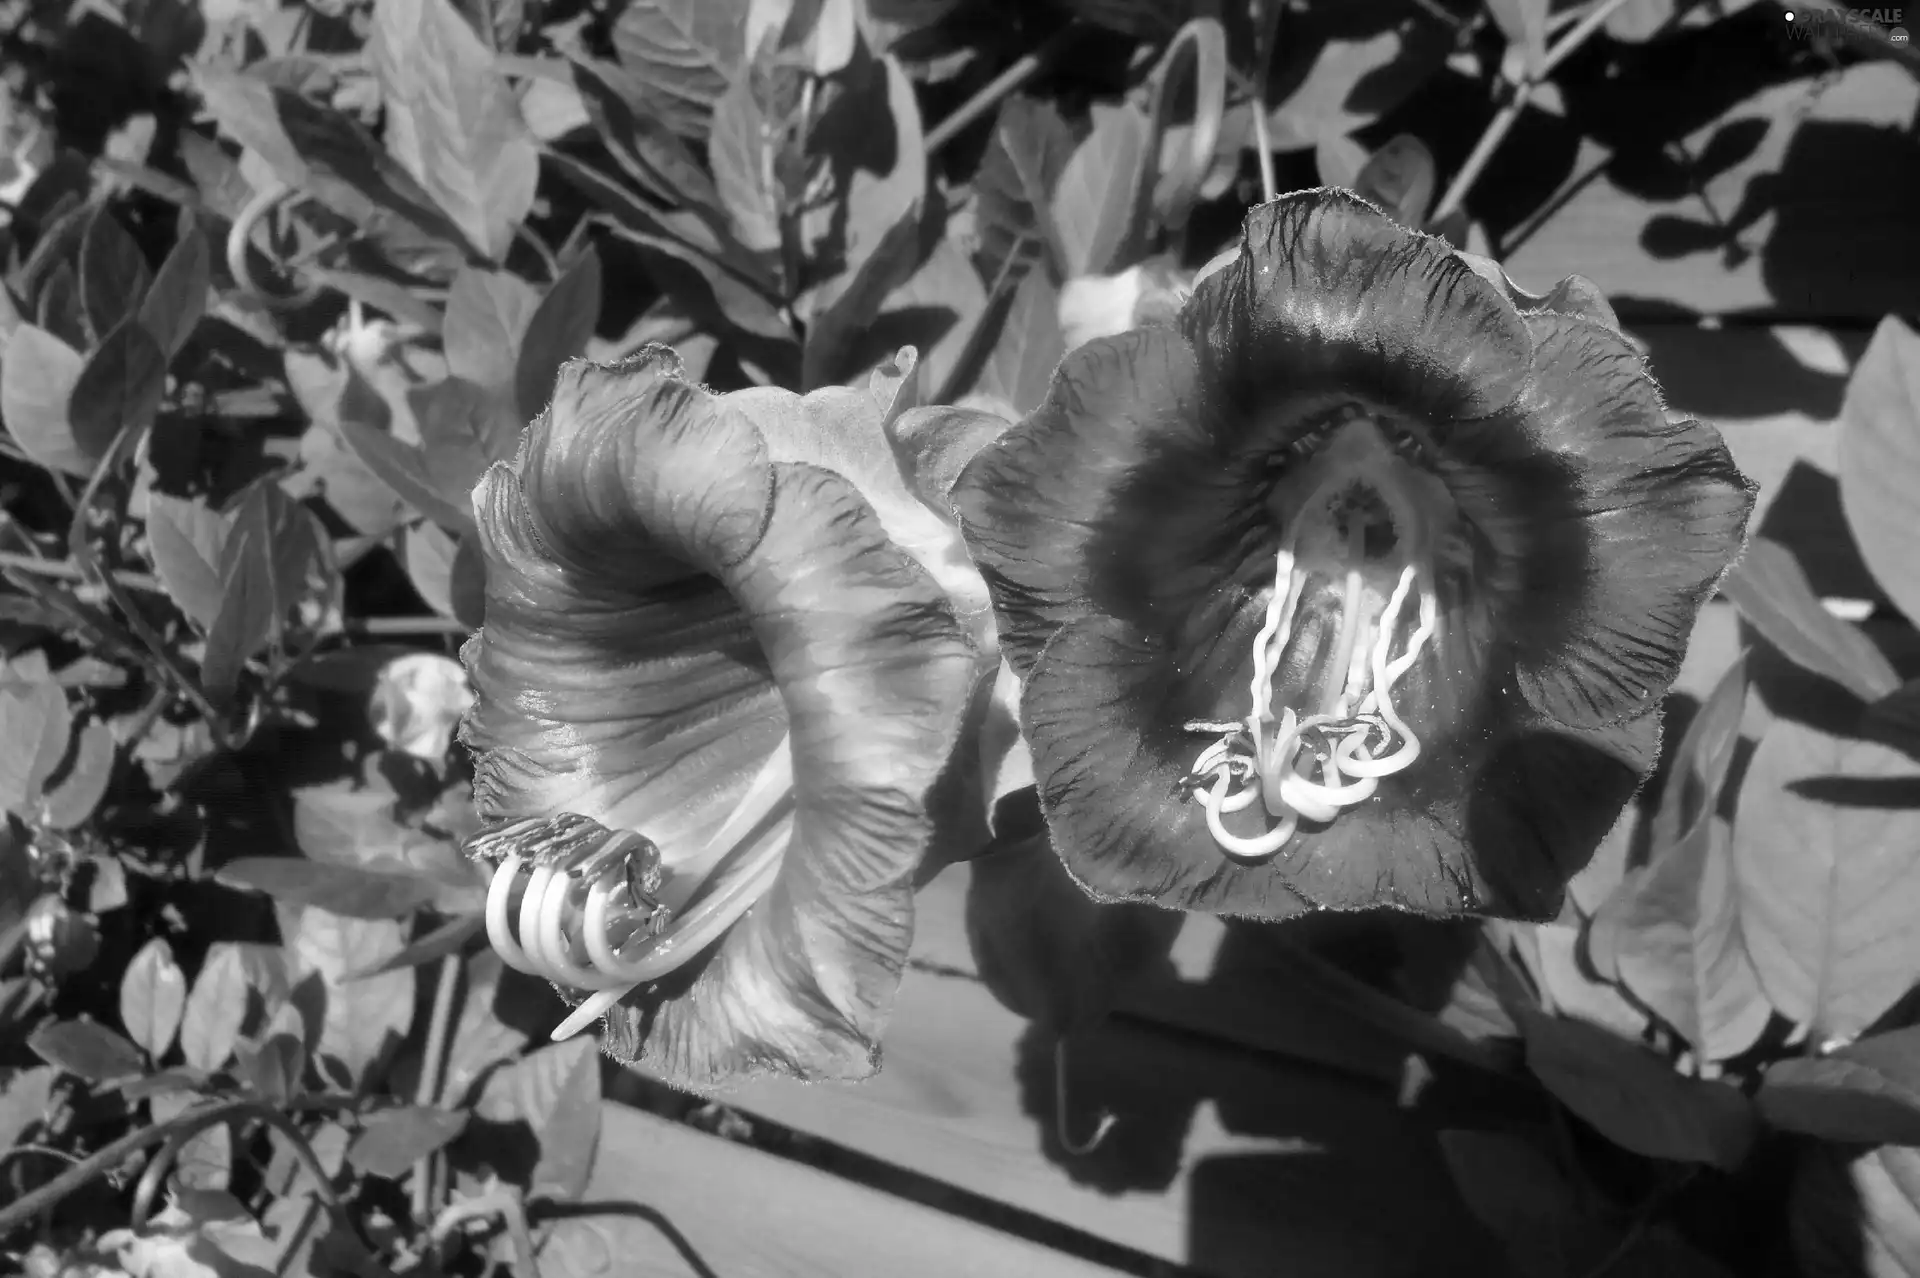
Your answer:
(473, 734), (797, 1041)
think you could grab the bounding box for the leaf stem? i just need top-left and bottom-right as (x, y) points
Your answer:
(343, 617), (474, 638)
(924, 24), (1080, 157)
(1429, 85), (1528, 225)
(1540, 0), (1636, 78)
(411, 954), (462, 1225)
(1249, 0), (1283, 203)
(0, 551), (164, 594)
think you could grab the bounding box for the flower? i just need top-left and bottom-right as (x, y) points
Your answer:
(951, 189), (1755, 922)
(367, 652), (474, 762)
(459, 347), (976, 1087)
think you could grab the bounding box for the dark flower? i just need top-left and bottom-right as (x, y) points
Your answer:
(951, 189), (1755, 922)
(459, 348), (976, 1087)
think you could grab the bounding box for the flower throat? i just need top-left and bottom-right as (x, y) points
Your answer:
(1183, 414), (1443, 862)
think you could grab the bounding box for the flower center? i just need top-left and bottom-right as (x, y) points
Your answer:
(468, 739), (794, 1040)
(1182, 415), (1444, 862)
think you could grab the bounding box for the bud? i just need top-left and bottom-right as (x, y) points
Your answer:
(368, 653), (475, 762)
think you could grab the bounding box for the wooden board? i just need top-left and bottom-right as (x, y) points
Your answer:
(573, 1102), (1139, 1278)
(1500, 62), (1920, 322)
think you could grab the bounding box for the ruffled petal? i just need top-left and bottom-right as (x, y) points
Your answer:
(1483, 316), (1755, 727)
(1021, 613), (1657, 920)
(462, 351), (974, 1087)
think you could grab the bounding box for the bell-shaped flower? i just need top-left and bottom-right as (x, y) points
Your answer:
(950, 189), (1755, 921)
(458, 348), (977, 1088)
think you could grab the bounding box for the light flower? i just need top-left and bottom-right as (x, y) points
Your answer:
(458, 348), (975, 1086)
(951, 189), (1755, 921)
(367, 652), (474, 762)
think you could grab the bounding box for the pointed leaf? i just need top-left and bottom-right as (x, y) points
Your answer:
(281, 906), (415, 1087)
(515, 247), (602, 423)
(1841, 315), (1920, 628)
(1734, 717), (1920, 1042)
(138, 217), (211, 360)
(1, 324), (90, 477)
(611, 0), (748, 139)
(708, 75), (782, 256)
(1760, 1026), (1920, 1145)
(976, 268), (1065, 414)
(337, 374), (477, 533)
(121, 937), (188, 1059)
(1651, 654), (1749, 853)
(1050, 102), (1150, 279)
(370, 0), (539, 260)
(145, 493), (233, 631)
(1522, 1010), (1759, 1168)
(570, 61), (737, 257)
(41, 721), (117, 830)
(443, 268), (540, 391)
(78, 207), (152, 339)
(0, 674), (70, 815)
(348, 1106), (470, 1178)
(345, 914), (485, 981)
(28, 1019), (146, 1084)
(180, 942), (251, 1071)
(68, 317), (168, 466)
(217, 857), (445, 919)
(973, 96), (1074, 288)
(473, 1036), (602, 1201)
(1721, 537), (1898, 701)
(412, 376), (525, 510)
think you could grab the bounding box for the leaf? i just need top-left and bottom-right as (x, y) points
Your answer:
(0, 324), (90, 477)
(29, 1018), (146, 1084)
(1485, 0), (1548, 77)
(0, 674), (70, 815)
(412, 376), (524, 512)
(37, 263), (90, 353)
(338, 397), (476, 533)
(973, 96), (1074, 288)
(68, 317), (169, 466)
(1651, 654), (1750, 854)
(441, 951), (532, 1103)
(607, 224), (793, 345)
(138, 216), (211, 360)
(281, 906), (416, 1088)
(348, 1106), (470, 1178)
(149, 1090), (232, 1191)
(1842, 315), (1920, 630)
(1352, 134), (1437, 229)
(41, 720), (117, 830)
(370, 0), (540, 260)
(570, 62), (739, 259)
(291, 780), (485, 904)
(202, 481), (337, 703)
(803, 205), (923, 392)
(515, 247), (603, 423)
(873, 235), (988, 403)
(1521, 1011), (1759, 1168)
(611, 0), (749, 139)
(443, 268), (540, 391)
(0, 1065), (57, 1151)
(1760, 1026), (1920, 1145)
(708, 75), (783, 256)
(180, 943), (252, 1071)
(234, 1032), (305, 1106)
(1734, 717), (1920, 1042)
(217, 858), (446, 919)
(345, 914), (485, 981)
(1792, 1143), (1920, 1278)
(1050, 102), (1150, 279)
(404, 522), (464, 622)
(121, 937), (188, 1059)
(975, 268), (1065, 414)
(146, 493), (232, 631)
(78, 207), (152, 339)
(1721, 537), (1898, 702)
(473, 1036), (602, 1201)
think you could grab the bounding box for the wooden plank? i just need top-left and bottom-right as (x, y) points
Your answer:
(637, 965), (1499, 1278)
(573, 1102), (1138, 1278)
(1500, 62), (1920, 321)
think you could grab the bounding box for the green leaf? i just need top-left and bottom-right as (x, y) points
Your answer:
(515, 247), (603, 423)
(440, 951), (531, 1104)
(41, 720), (116, 831)
(0, 673), (70, 816)
(121, 937), (188, 1060)
(348, 1105), (470, 1178)
(338, 399), (476, 533)
(976, 268), (1065, 415)
(0, 323), (90, 477)
(216, 858), (446, 919)
(1760, 1026), (1920, 1145)
(1050, 102), (1150, 279)
(708, 74), (783, 257)
(1521, 1010), (1759, 1168)
(29, 1019), (145, 1084)
(36, 262), (90, 353)
(146, 492), (232, 631)
(280, 905), (416, 1088)
(344, 914), (485, 981)
(473, 1036), (602, 1201)
(443, 268), (540, 392)
(412, 376), (525, 512)
(149, 1090), (232, 1191)
(370, 0), (539, 261)
(611, 0), (749, 139)
(1792, 1143), (1920, 1277)
(973, 96), (1074, 290)
(1734, 717), (1920, 1042)
(1841, 315), (1920, 630)
(137, 217), (210, 362)
(802, 205), (923, 392)
(607, 224), (793, 345)
(0, 1065), (57, 1152)
(290, 780), (486, 907)
(1651, 654), (1750, 854)
(403, 521), (464, 622)
(201, 481), (337, 703)
(180, 942), (251, 1071)
(873, 236), (987, 404)
(78, 207), (152, 339)
(234, 1032), (305, 1106)
(1721, 536), (1898, 702)
(68, 317), (168, 466)
(1352, 134), (1437, 230)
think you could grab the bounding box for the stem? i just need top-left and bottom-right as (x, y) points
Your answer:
(344, 616), (474, 638)
(1429, 85), (1529, 225)
(0, 1095), (356, 1239)
(411, 955), (462, 1225)
(1249, 0), (1282, 202)
(1540, 0), (1637, 77)
(924, 24), (1079, 156)
(0, 551), (164, 594)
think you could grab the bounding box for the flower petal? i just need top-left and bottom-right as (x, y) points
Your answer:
(463, 351), (974, 1087)
(1481, 316), (1755, 727)
(1022, 612), (1658, 920)
(636, 461), (976, 1085)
